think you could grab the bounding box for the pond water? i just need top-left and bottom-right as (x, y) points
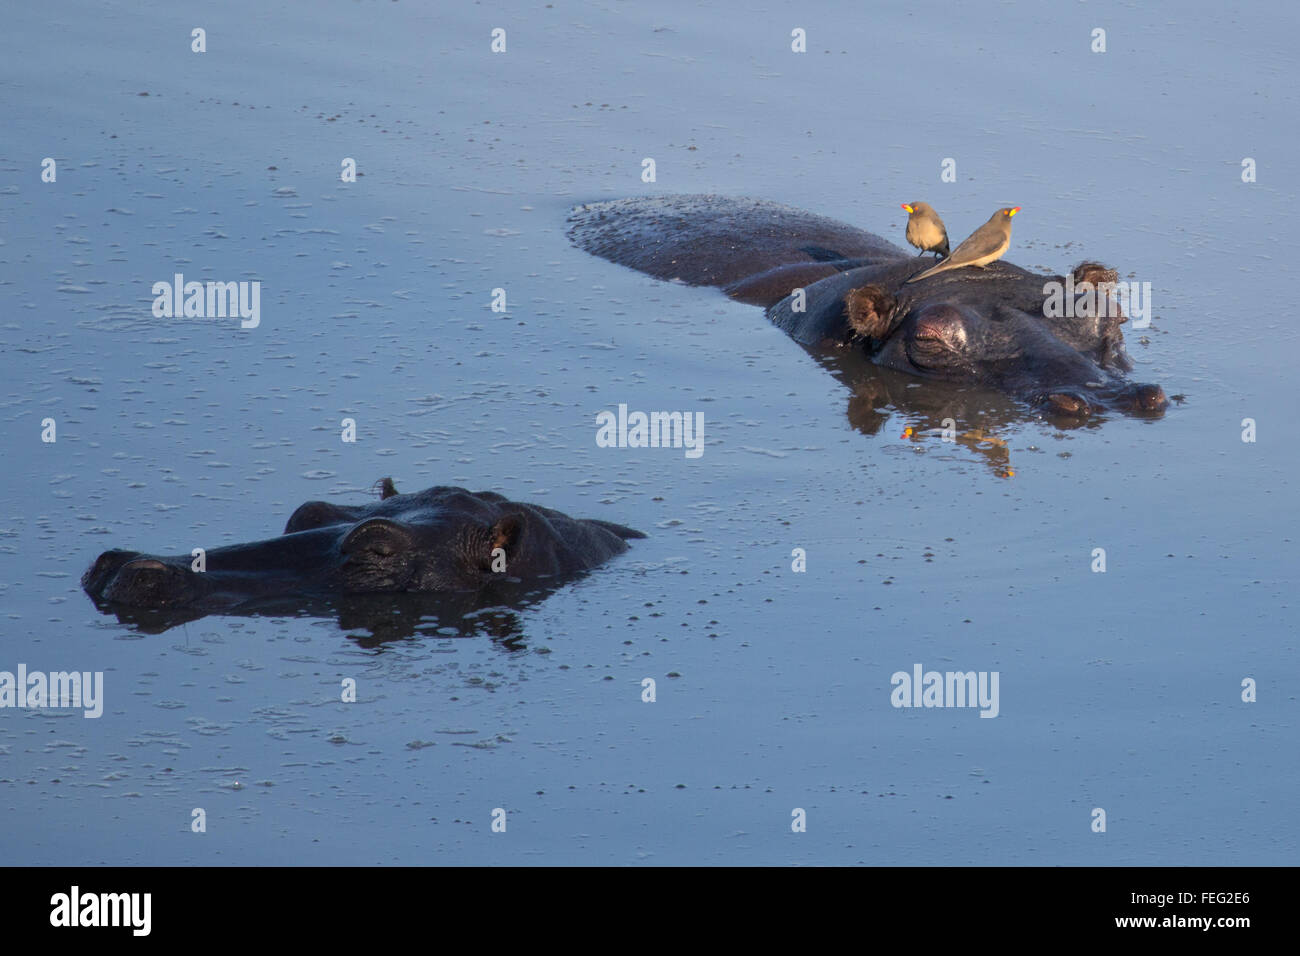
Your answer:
(1, 0), (1295, 864)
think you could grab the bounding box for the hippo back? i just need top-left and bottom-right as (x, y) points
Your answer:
(568, 194), (905, 289)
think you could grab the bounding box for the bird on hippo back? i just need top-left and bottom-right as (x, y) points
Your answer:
(566, 194), (1167, 420)
(905, 206), (1019, 282)
(900, 201), (950, 259)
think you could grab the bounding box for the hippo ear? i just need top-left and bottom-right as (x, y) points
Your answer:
(844, 285), (897, 341)
(1072, 262), (1118, 288)
(488, 513), (524, 557)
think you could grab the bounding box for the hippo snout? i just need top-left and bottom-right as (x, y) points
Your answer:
(82, 551), (195, 608)
(1037, 380), (1168, 420)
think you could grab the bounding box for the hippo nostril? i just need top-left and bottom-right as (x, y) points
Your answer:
(1043, 392), (1093, 417)
(119, 560), (170, 586)
(82, 549), (143, 594)
(102, 559), (187, 606)
(1133, 384), (1168, 410)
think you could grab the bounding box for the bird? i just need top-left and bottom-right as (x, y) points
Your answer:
(900, 202), (950, 258)
(905, 207), (1021, 283)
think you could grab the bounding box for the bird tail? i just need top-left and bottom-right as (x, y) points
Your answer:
(904, 260), (947, 284)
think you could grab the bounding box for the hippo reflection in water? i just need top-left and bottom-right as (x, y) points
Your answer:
(82, 479), (645, 617)
(567, 195), (1168, 420)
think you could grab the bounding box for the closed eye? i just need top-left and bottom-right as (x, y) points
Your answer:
(906, 336), (949, 369)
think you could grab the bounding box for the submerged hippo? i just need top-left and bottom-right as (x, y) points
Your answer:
(82, 479), (645, 614)
(567, 195), (1167, 419)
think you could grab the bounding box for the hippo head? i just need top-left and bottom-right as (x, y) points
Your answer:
(842, 264), (1167, 419)
(82, 484), (644, 614)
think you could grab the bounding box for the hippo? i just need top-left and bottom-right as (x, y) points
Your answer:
(82, 479), (645, 617)
(567, 195), (1168, 420)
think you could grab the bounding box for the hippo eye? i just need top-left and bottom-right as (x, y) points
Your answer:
(911, 329), (949, 348)
(906, 342), (942, 370)
(905, 328), (955, 372)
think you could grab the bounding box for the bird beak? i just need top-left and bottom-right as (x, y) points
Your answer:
(1007, 207), (1021, 217)
(901, 204), (913, 213)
